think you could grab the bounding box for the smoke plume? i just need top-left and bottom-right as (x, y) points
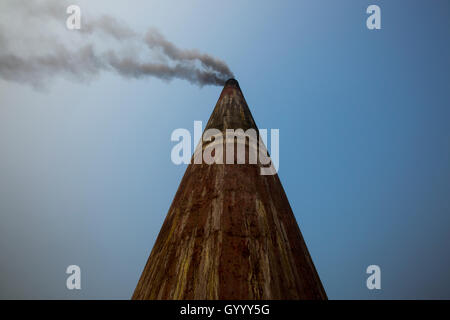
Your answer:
(0, 0), (234, 88)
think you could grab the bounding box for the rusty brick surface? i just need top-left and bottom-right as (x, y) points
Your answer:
(132, 79), (327, 300)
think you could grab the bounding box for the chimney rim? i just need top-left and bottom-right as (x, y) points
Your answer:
(225, 78), (239, 87)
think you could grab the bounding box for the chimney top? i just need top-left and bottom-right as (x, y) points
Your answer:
(225, 78), (239, 87)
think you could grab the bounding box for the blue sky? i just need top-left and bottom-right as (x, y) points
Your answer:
(0, 0), (449, 299)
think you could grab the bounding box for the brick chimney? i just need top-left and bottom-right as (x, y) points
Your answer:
(132, 79), (327, 299)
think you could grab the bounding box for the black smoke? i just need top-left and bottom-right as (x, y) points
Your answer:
(0, 0), (234, 88)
